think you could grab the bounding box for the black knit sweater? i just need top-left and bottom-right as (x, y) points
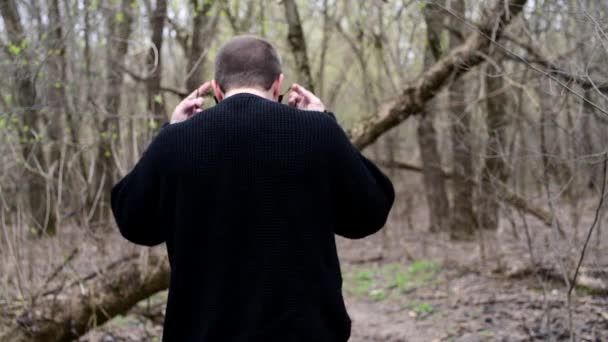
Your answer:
(111, 93), (395, 341)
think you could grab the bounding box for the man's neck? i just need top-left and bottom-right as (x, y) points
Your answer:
(224, 87), (274, 101)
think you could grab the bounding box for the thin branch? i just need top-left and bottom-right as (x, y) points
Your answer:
(567, 152), (608, 341)
(380, 159), (553, 226)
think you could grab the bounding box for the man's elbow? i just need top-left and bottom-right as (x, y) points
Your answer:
(337, 188), (395, 239)
(118, 223), (164, 247)
(337, 205), (392, 239)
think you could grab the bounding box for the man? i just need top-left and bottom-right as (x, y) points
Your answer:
(111, 35), (394, 341)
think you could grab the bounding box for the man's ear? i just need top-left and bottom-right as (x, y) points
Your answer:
(211, 80), (224, 102)
(272, 74), (284, 100)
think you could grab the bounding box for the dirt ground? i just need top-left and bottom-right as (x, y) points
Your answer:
(337, 227), (607, 342)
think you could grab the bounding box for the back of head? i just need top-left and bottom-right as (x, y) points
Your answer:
(214, 35), (282, 92)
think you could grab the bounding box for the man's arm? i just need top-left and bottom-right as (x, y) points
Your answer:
(111, 82), (211, 246)
(287, 83), (394, 239)
(327, 120), (395, 239)
(111, 135), (166, 246)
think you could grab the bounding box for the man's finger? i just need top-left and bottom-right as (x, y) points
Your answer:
(288, 93), (301, 107)
(183, 98), (204, 110)
(186, 81), (212, 100)
(288, 92), (298, 103)
(291, 83), (315, 99)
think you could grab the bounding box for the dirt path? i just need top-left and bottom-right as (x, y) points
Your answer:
(341, 262), (608, 342)
(347, 299), (436, 342)
(347, 268), (608, 342)
(333, 203), (608, 342)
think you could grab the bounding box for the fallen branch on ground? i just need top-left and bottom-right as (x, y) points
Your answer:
(0, 254), (169, 342)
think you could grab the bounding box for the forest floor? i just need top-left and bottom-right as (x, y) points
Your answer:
(81, 198), (608, 342)
(338, 229), (608, 342)
(2, 196), (608, 341)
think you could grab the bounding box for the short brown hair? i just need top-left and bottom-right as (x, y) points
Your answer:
(214, 35), (282, 92)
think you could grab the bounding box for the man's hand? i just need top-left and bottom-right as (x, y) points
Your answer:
(287, 83), (326, 112)
(170, 82), (212, 124)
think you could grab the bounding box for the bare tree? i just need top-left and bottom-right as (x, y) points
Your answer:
(447, 0), (477, 240)
(283, 0), (315, 91)
(0, 0), (56, 234)
(478, 57), (509, 231)
(146, 0), (168, 119)
(185, 0), (216, 92)
(93, 0), (135, 224)
(418, 0), (451, 232)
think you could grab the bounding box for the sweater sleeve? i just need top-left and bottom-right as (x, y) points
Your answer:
(325, 115), (395, 239)
(110, 133), (167, 246)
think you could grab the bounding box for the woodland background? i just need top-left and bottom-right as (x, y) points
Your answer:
(1, 0), (608, 341)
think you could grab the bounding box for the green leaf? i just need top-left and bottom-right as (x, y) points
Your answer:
(0, 117), (6, 129)
(8, 43), (22, 56)
(116, 12), (125, 23)
(148, 119), (159, 129)
(153, 94), (163, 104)
(88, 0), (99, 10)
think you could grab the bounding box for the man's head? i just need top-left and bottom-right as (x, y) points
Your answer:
(212, 35), (284, 101)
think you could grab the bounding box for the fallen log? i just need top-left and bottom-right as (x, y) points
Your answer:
(0, 254), (169, 342)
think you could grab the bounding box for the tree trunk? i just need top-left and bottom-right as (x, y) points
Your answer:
(316, 0), (332, 98)
(283, 0), (315, 92)
(146, 0), (167, 119)
(185, 0), (215, 92)
(92, 0), (134, 225)
(45, 0), (77, 233)
(478, 59), (509, 230)
(418, 0), (451, 232)
(447, 0), (477, 240)
(0, 0), (56, 234)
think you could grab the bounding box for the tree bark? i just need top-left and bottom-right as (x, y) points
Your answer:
(316, 0), (332, 98)
(1, 254), (169, 342)
(146, 0), (167, 119)
(283, 0), (315, 91)
(92, 0), (134, 224)
(447, 0), (477, 240)
(418, 0), (451, 232)
(185, 0), (215, 92)
(478, 59), (509, 231)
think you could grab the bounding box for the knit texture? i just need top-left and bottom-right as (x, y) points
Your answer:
(111, 93), (395, 341)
